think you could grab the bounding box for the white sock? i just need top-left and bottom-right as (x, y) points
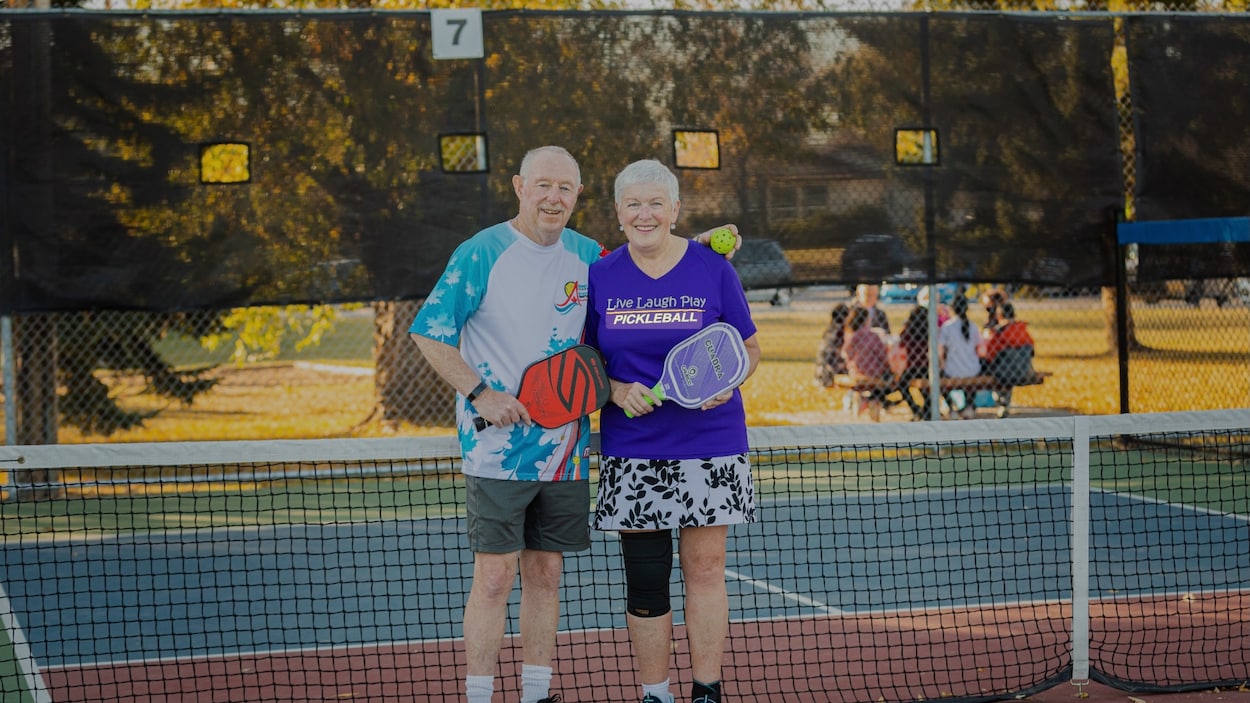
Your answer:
(521, 664), (553, 703)
(643, 678), (672, 703)
(466, 674), (494, 703)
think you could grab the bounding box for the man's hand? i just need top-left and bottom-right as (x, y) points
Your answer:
(693, 224), (742, 259)
(470, 386), (533, 428)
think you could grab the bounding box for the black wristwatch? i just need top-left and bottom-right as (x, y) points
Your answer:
(466, 380), (489, 402)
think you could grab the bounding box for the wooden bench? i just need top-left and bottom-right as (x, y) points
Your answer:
(912, 371), (1051, 418)
(833, 371), (1052, 419)
(909, 371), (1051, 394)
(834, 371), (1051, 394)
(829, 374), (890, 421)
(832, 374), (894, 394)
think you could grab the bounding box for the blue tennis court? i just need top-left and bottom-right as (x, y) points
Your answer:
(4, 486), (1246, 668)
(1, 412), (1247, 702)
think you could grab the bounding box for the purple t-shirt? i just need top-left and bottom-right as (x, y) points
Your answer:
(586, 241), (756, 460)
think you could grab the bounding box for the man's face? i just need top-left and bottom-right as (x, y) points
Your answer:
(512, 151), (583, 245)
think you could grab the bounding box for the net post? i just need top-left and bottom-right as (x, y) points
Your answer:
(926, 288), (940, 419)
(1070, 415), (1091, 684)
(1112, 210), (1130, 415)
(1, 315), (13, 502)
(1, 315), (13, 447)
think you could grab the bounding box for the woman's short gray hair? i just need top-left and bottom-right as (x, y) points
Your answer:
(614, 159), (679, 205)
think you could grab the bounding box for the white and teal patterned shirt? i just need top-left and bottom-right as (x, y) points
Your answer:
(409, 221), (605, 481)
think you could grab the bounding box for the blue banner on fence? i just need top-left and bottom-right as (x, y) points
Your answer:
(1118, 217), (1250, 245)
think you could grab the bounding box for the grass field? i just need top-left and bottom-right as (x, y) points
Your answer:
(743, 292), (1249, 425)
(6, 292), (1249, 444)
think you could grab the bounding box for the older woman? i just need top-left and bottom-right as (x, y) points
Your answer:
(585, 159), (761, 703)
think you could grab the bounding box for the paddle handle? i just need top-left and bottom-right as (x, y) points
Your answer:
(624, 382), (667, 419)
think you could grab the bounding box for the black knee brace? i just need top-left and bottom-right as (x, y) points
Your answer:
(620, 530), (673, 618)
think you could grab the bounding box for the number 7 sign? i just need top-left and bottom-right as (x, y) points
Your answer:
(431, 9), (484, 60)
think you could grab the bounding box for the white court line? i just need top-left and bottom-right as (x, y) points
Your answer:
(725, 567), (847, 616)
(0, 582), (52, 703)
(600, 530), (845, 616)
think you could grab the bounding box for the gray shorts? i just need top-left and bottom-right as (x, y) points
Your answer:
(464, 475), (591, 554)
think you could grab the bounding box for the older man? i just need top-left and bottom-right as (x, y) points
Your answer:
(410, 146), (738, 703)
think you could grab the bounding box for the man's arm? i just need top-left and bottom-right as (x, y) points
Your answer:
(409, 333), (481, 397)
(409, 333), (531, 427)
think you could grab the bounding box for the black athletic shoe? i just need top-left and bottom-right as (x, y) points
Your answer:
(537, 695), (563, 703)
(691, 680), (722, 703)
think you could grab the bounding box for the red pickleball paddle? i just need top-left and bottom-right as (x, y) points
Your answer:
(474, 344), (611, 431)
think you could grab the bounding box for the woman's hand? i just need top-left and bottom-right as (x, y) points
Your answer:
(700, 390), (734, 411)
(692, 224), (741, 259)
(612, 379), (661, 417)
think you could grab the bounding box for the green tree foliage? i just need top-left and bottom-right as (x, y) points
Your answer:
(1125, 18), (1250, 220)
(831, 16), (1121, 284)
(11, 2), (1237, 438)
(7, 18), (232, 437)
(10, 3), (647, 436)
(637, 14), (841, 243)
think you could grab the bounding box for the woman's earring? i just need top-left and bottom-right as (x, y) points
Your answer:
(619, 225), (624, 231)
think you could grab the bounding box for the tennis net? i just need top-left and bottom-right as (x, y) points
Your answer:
(1, 409), (1247, 703)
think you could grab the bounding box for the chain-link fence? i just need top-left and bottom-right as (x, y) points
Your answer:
(0, 9), (1247, 446)
(3, 278), (1245, 444)
(787, 282), (1249, 425)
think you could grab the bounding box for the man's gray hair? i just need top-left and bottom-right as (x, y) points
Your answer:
(614, 159), (679, 205)
(519, 145), (581, 184)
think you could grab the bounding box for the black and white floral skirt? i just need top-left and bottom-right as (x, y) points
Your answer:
(594, 454), (756, 530)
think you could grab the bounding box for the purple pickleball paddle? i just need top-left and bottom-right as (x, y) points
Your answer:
(652, 322), (749, 409)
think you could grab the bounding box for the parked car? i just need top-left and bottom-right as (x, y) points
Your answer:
(842, 233), (916, 282)
(1138, 278), (1250, 307)
(730, 239), (793, 306)
(879, 279), (963, 305)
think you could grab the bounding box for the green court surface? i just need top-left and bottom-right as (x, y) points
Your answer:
(1, 631), (38, 703)
(0, 472), (467, 536)
(0, 585), (47, 703)
(1, 436), (1245, 538)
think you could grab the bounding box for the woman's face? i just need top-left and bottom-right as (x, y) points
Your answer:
(616, 182), (680, 250)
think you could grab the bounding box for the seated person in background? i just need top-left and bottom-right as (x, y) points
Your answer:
(815, 303), (851, 388)
(980, 286), (1010, 335)
(980, 302), (1036, 414)
(937, 295), (984, 419)
(843, 306), (891, 420)
(895, 304), (930, 421)
(853, 283), (891, 333)
(917, 286), (951, 327)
